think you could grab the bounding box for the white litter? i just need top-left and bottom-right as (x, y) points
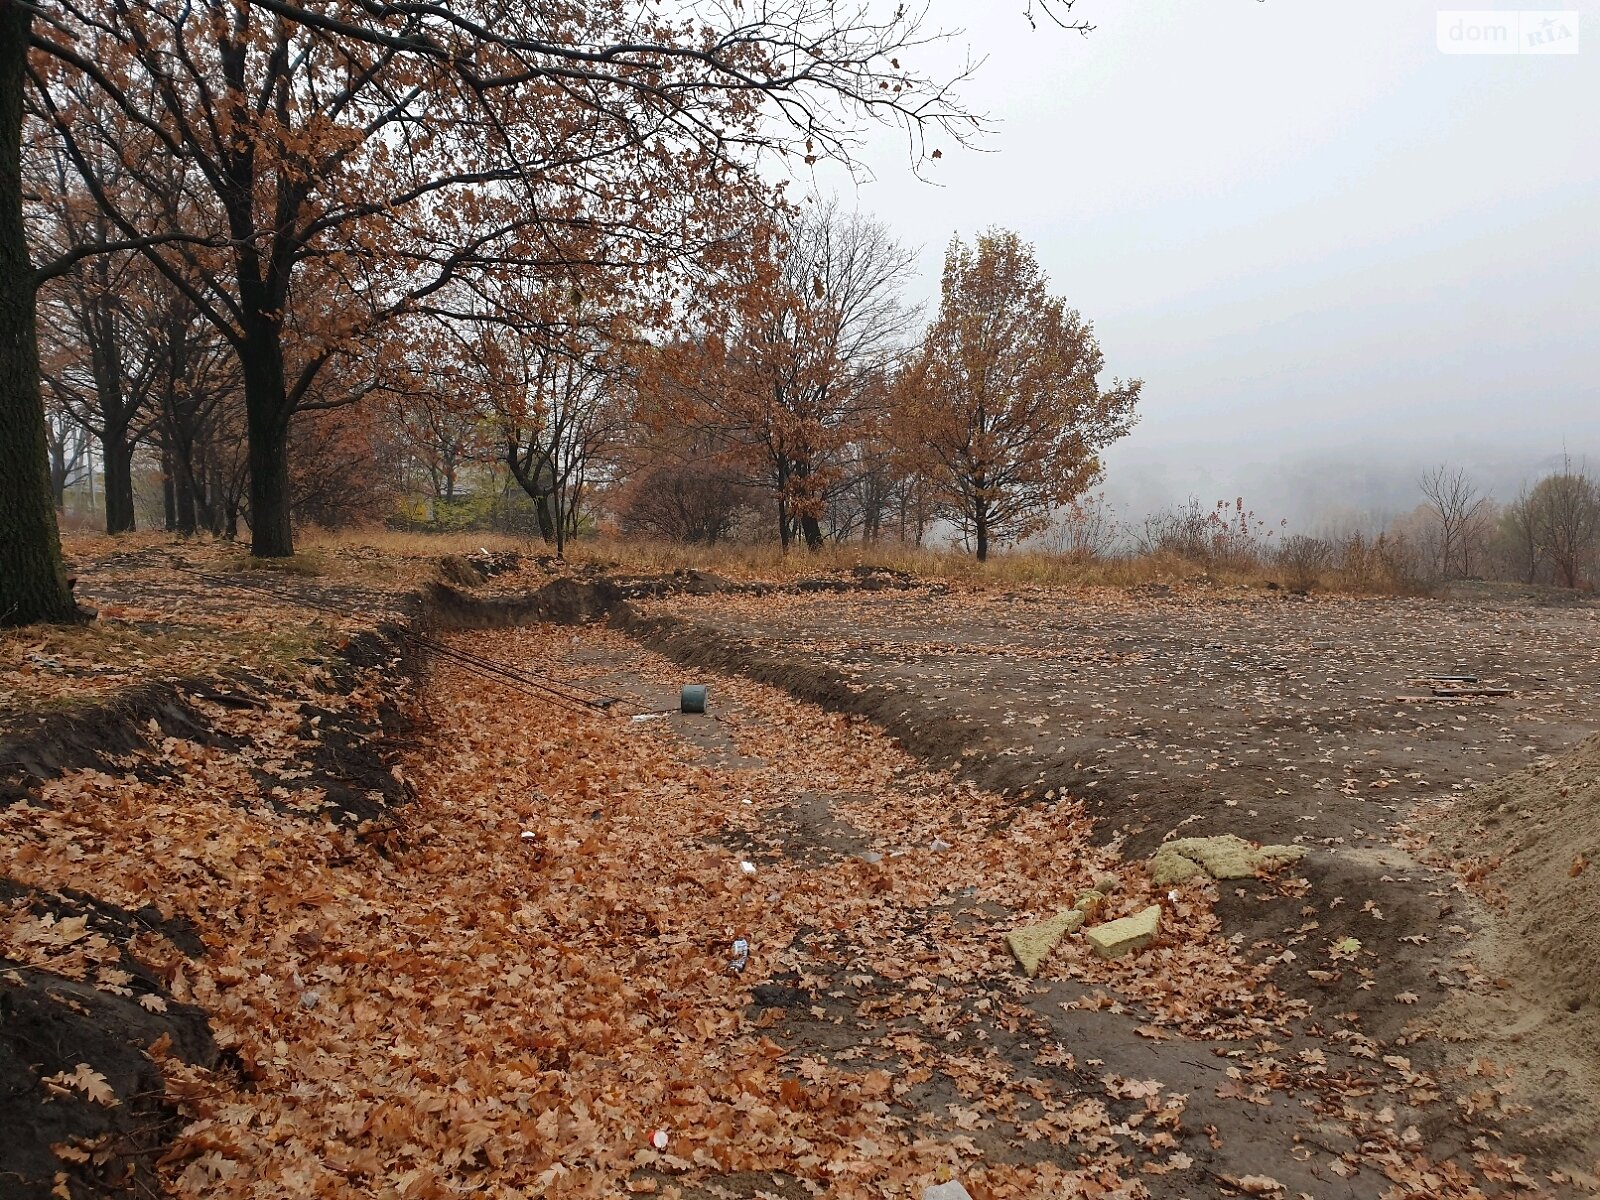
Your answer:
(923, 1183), (973, 1200)
(649, 1128), (669, 1150)
(739, 860), (757, 875)
(731, 938), (750, 972)
(520, 831), (538, 841)
(930, 837), (952, 852)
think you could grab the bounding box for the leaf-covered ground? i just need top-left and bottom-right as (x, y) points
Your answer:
(4, 565), (1597, 1198)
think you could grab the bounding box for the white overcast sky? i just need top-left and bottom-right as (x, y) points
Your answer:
(810, 0), (1599, 527)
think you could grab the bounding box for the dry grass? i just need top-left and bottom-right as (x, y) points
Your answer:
(562, 537), (1388, 593)
(295, 526), (529, 559)
(287, 526), (1421, 595)
(57, 526), (1415, 600)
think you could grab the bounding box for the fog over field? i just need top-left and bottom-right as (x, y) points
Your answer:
(821, 0), (1599, 527)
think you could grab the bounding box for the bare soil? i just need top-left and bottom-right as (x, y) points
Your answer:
(1411, 732), (1600, 1165)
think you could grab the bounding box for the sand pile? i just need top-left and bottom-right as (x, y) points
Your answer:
(1420, 732), (1600, 1175)
(1429, 732), (1600, 1022)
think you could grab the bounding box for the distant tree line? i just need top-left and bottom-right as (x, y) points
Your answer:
(1119, 463), (1600, 593)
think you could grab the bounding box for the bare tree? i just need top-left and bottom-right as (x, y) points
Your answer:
(1526, 464), (1600, 589)
(1498, 483), (1542, 584)
(448, 298), (627, 557)
(1418, 465), (1489, 579)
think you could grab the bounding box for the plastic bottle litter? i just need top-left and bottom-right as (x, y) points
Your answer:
(730, 938), (750, 973)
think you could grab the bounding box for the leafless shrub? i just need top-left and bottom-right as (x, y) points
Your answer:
(1038, 491), (1119, 561)
(1276, 534), (1334, 590)
(1328, 529), (1425, 593)
(1133, 497), (1279, 571)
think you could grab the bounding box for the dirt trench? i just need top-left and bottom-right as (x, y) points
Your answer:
(0, 568), (748, 1198)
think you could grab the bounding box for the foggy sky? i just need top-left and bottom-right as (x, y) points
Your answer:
(814, 0), (1598, 529)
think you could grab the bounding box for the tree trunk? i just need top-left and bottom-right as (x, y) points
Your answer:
(242, 339), (294, 556)
(777, 496), (792, 551)
(50, 435), (68, 509)
(534, 492), (555, 543)
(161, 440), (177, 530)
(551, 475), (568, 557)
(0, 2), (79, 626)
(801, 513), (824, 551)
(173, 443), (197, 534)
(974, 500), (989, 562)
(204, 458), (225, 535)
(102, 423), (136, 533)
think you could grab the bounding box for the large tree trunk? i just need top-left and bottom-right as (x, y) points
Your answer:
(0, 2), (79, 627)
(203, 458), (224, 535)
(241, 337), (294, 556)
(175, 462), (197, 534)
(102, 422), (136, 533)
(974, 499), (989, 562)
(170, 431), (199, 534)
(534, 493), (555, 543)
(801, 512), (824, 551)
(168, 418), (203, 535)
